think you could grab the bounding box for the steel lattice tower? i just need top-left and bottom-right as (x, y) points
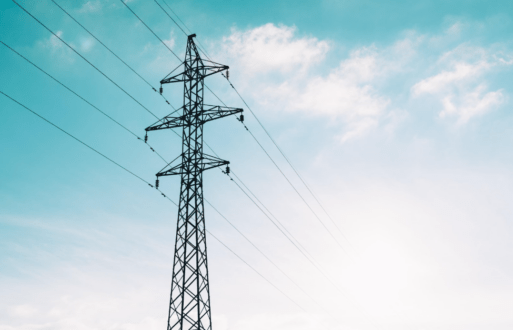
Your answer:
(145, 34), (242, 330)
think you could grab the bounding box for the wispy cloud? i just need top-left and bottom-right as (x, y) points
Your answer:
(79, 37), (96, 53)
(221, 23), (329, 75)
(78, 1), (102, 14)
(216, 22), (513, 141)
(217, 25), (413, 142)
(412, 45), (512, 124)
(37, 30), (75, 63)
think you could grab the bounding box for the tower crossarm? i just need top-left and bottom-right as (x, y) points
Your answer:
(202, 105), (243, 124)
(145, 106), (185, 131)
(145, 105), (242, 131)
(160, 61), (229, 85)
(157, 153), (229, 177)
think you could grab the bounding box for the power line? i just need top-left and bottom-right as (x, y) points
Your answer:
(5, 28), (325, 310)
(50, 0), (177, 110)
(225, 174), (378, 330)
(12, 0), (160, 120)
(202, 139), (347, 298)
(1, 42), (322, 309)
(154, 0), (212, 61)
(139, 0), (353, 277)
(162, 0), (350, 246)
(206, 229), (307, 313)
(0, 90), (150, 186)
(14, 0), (185, 145)
(161, 0), (193, 35)
(204, 199), (331, 314)
(230, 170), (320, 263)
(38, 0), (357, 315)
(120, 0), (230, 119)
(153, 0), (187, 36)
(243, 121), (350, 254)
(119, 0), (181, 62)
(0, 89), (308, 314)
(226, 173), (346, 296)
(111, 7), (360, 317)
(230, 82), (352, 243)
(156, 0), (352, 252)
(5, 8), (329, 309)
(144, 0), (351, 256)
(8, 4), (380, 325)
(0, 40), (167, 163)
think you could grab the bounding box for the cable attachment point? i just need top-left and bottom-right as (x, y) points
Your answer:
(159, 85), (163, 94)
(144, 132), (148, 143)
(155, 177), (159, 189)
(222, 165), (230, 175)
(226, 70), (229, 80)
(237, 114), (244, 123)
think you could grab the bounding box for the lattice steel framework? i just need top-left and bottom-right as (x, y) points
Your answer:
(145, 34), (242, 330)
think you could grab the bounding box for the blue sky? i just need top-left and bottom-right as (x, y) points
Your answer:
(1, 0), (513, 329)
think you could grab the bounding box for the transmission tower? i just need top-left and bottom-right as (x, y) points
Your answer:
(145, 34), (242, 330)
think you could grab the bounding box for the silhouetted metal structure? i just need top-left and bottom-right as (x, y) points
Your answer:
(145, 34), (242, 330)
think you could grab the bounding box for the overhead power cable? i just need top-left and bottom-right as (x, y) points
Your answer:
(159, 3), (349, 244)
(9, 4), (379, 325)
(45, 0), (359, 312)
(154, 0), (351, 249)
(206, 230), (307, 313)
(226, 173), (345, 296)
(0, 40), (166, 163)
(50, 0), (177, 110)
(243, 122), (350, 254)
(2, 37), (326, 309)
(153, 0), (187, 36)
(14, 0), (185, 144)
(204, 148), (333, 270)
(0, 89), (307, 314)
(120, 0), (230, 121)
(134, 0), (354, 285)
(204, 199), (331, 314)
(154, 0), (212, 60)
(120, 0), (181, 62)
(147, 0), (351, 255)
(205, 145), (344, 290)
(0, 90), (150, 186)
(5, 7), (328, 309)
(12, 0), (159, 120)
(230, 171), (319, 263)
(230, 83), (351, 241)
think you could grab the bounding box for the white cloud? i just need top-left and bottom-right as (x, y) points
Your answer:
(215, 22), (512, 141)
(9, 305), (38, 318)
(282, 47), (390, 117)
(37, 31), (75, 63)
(145, 31), (176, 74)
(79, 37), (95, 53)
(412, 45), (511, 123)
(78, 1), (102, 13)
(218, 25), (396, 142)
(163, 31), (175, 50)
(440, 85), (505, 124)
(267, 48), (391, 142)
(221, 23), (329, 74)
